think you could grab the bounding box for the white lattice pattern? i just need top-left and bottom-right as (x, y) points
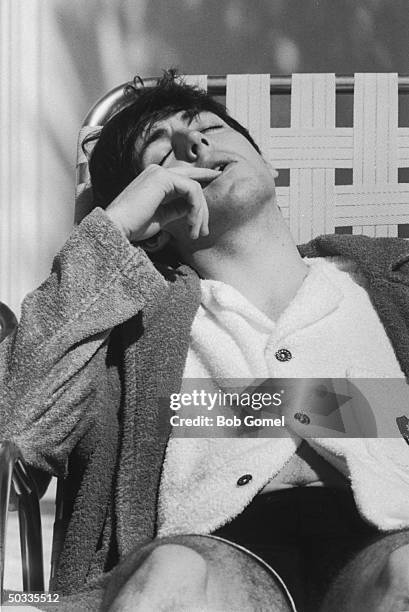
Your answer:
(225, 73), (409, 241)
(77, 73), (409, 241)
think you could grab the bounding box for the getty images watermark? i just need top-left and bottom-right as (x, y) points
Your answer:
(161, 378), (409, 439)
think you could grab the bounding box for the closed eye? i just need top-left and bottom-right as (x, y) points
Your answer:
(200, 125), (224, 133)
(159, 150), (172, 166)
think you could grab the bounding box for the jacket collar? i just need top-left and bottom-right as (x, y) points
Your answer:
(298, 233), (409, 283)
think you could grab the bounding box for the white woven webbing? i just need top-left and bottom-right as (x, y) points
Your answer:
(75, 73), (409, 238)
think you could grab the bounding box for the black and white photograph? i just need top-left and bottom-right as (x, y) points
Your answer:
(1, 1), (409, 610)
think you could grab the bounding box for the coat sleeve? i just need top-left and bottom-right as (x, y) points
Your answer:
(0, 207), (167, 475)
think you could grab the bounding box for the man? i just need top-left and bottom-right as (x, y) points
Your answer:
(2, 71), (409, 611)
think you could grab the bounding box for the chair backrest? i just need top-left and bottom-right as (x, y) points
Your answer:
(0, 302), (17, 343)
(76, 73), (409, 242)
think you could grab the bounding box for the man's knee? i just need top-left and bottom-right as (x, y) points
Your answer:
(103, 536), (293, 611)
(110, 544), (210, 611)
(132, 543), (209, 583)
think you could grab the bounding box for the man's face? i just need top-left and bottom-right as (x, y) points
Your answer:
(135, 110), (278, 242)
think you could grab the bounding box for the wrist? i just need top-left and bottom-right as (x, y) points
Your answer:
(105, 207), (131, 241)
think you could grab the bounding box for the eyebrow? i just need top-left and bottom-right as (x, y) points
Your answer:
(139, 110), (196, 159)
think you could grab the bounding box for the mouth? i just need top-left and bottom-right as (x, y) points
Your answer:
(197, 160), (235, 188)
(211, 161), (232, 172)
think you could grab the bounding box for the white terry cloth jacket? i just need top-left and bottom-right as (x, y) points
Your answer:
(158, 257), (409, 537)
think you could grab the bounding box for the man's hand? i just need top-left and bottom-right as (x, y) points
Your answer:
(105, 164), (221, 243)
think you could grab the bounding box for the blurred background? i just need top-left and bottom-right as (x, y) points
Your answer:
(1, 0), (409, 315)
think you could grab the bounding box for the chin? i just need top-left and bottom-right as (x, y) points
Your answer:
(208, 172), (275, 218)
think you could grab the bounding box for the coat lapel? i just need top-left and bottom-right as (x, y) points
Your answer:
(115, 266), (201, 556)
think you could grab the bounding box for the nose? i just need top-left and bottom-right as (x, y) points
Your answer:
(171, 128), (211, 163)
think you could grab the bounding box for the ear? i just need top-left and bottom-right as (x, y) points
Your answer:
(137, 230), (171, 253)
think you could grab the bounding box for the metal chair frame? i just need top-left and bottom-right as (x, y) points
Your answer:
(82, 74), (409, 128)
(0, 441), (44, 596)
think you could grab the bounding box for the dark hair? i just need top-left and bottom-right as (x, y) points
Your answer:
(84, 69), (261, 207)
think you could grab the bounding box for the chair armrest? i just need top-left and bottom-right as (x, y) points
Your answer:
(0, 441), (45, 597)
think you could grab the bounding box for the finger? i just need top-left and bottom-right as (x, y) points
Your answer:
(169, 176), (207, 239)
(188, 183), (209, 238)
(196, 189), (209, 237)
(195, 193), (207, 238)
(157, 199), (201, 239)
(187, 184), (204, 240)
(200, 190), (209, 236)
(155, 199), (189, 228)
(189, 206), (202, 240)
(169, 166), (222, 184)
(150, 169), (210, 238)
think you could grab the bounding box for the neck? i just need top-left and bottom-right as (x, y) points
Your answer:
(179, 207), (309, 320)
